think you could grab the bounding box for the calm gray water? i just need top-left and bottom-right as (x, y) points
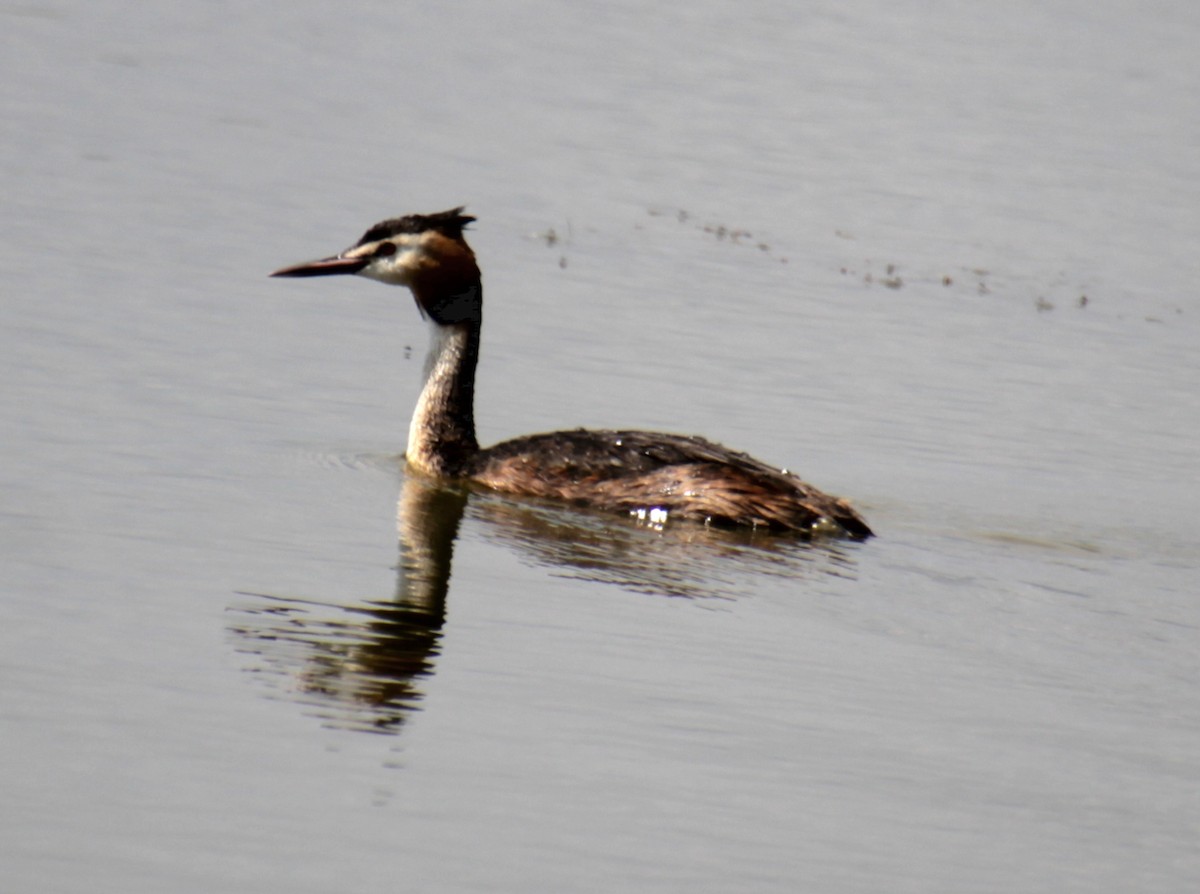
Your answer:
(3, 2), (1198, 892)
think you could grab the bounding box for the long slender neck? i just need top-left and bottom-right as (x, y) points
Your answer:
(406, 318), (481, 477)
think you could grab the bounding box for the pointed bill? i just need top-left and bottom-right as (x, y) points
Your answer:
(269, 255), (368, 278)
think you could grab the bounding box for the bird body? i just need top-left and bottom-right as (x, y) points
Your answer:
(272, 208), (871, 539)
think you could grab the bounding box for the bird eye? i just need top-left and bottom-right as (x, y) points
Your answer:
(374, 242), (397, 258)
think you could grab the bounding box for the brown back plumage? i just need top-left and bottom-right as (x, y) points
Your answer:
(466, 429), (873, 539)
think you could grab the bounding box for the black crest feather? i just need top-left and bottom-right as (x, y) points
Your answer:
(356, 207), (475, 246)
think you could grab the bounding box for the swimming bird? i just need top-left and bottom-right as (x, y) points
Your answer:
(271, 208), (871, 539)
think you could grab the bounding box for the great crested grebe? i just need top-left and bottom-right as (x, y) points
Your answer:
(271, 208), (872, 539)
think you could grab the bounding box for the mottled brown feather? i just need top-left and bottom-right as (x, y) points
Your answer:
(464, 429), (872, 539)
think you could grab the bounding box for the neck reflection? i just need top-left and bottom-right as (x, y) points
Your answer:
(229, 474), (466, 735)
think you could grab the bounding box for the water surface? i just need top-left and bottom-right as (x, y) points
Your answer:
(2, 2), (1198, 892)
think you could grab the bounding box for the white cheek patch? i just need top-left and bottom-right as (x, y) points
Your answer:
(355, 234), (423, 285)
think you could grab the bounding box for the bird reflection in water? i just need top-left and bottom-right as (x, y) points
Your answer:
(229, 474), (466, 735)
(229, 472), (863, 734)
(464, 490), (861, 600)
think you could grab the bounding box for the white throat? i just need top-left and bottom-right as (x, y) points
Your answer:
(405, 319), (479, 474)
